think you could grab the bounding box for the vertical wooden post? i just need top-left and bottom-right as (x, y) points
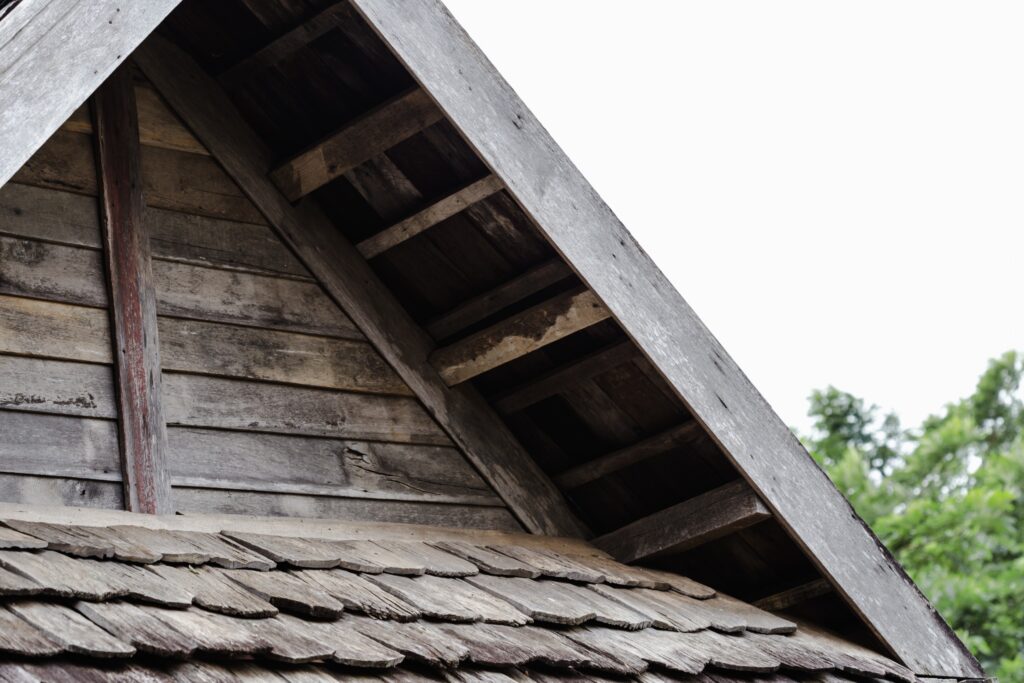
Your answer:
(93, 64), (172, 514)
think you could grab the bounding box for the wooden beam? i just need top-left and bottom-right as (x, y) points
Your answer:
(753, 578), (833, 612)
(425, 259), (574, 341)
(430, 288), (611, 386)
(135, 36), (587, 539)
(349, 0), (985, 675)
(356, 174), (504, 258)
(218, 2), (349, 87)
(270, 87), (444, 201)
(492, 340), (637, 413)
(554, 420), (703, 490)
(92, 64), (172, 515)
(594, 480), (771, 563)
(0, 0), (181, 187)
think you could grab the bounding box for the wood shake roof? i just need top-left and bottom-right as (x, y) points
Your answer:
(0, 514), (913, 682)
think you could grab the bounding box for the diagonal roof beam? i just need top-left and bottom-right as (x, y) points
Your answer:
(0, 0), (181, 187)
(348, 0), (983, 676)
(135, 35), (587, 539)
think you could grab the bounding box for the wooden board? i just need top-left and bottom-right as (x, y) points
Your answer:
(137, 36), (586, 538)
(0, 295), (112, 364)
(594, 480), (771, 563)
(0, 0), (182, 186)
(94, 64), (173, 514)
(347, 1), (985, 674)
(172, 488), (520, 531)
(161, 373), (449, 445)
(0, 411), (120, 482)
(270, 87), (444, 200)
(430, 288), (611, 385)
(0, 183), (308, 278)
(0, 356), (117, 419)
(166, 427), (498, 505)
(0, 473), (123, 510)
(157, 318), (406, 394)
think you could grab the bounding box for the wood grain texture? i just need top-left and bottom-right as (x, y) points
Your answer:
(430, 288), (611, 385)
(593, 480), (771, 563)
(0, 183), (308, 278)
(63, 84), (208, 155)
(173, 488), (521, 531)
(0, 295), (112, 364)
(753, 578), (833, 612)
(94, 65), (172, 514)
(425, 259), (573, 341)
(137, 36), (586, 538)
(0, 412), (120, 482)
(348, 0), (984, 674)
(0, 473), (122, 510)
(166, 427), (499, 505)
(0, 0), (182, 187)
(161, 373), (450, 445)
(270, 87), (444, 200)
(0, 355), (116, 418)
(554, 420), (703, 490)
(356, 175), (504, 258)
(157, 318), (404, 394)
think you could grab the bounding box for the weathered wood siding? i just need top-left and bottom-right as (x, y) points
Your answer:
(0, 90), (517, 531)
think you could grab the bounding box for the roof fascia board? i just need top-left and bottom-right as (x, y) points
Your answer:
(0, 0), (182, 187)
(346, 0), (982, 676)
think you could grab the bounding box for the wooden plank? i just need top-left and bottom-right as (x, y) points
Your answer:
(349, 1), (984, 675)
(219, 568), (345, 618)
(0, 606), (61, 657)
(0, 0), (182, 187)
(492, 340), (637, 413)
(7, 602), (135, 657)
(0, 235), (108, 308)
(137, 36), (586, 538)
(218, 2), (351, 87)
(0, 295), (112, 364)
(594, 480), (772, 563)
(157, 318), (406, 394)
(0, 355), (117, 418)
(554, 420), (703, 490)
(294, 569), (420, 620)
(365, 573), (529, 625)
(63, 84), (209, 155)
(94, 64), (172, 515)
(166, 427), (499, 506)
(270, 87), (444, 200)
(753, 578), (833, 612)
(0, 412), (120, 482)
(161, 373), (449, 445)
(430, 288), (611, 385)
(356, 175), (504, 258)
(0, 474), (122, 510)
(425, 259), (574, 341)
(0, 183), (308, 278)
(173, 488), (521, 532)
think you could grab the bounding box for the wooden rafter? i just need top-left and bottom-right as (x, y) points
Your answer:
(270, 87), (444, 201)
(425, 259), (574, 341)
(93, 64), (172, 515)
(594, 480), (771, 563)
(356, 174), (504, 258)
(0, 0), (181, 187)
(753, 578), (833, 612)
(135, 36), (587, 538)
(218, 2), (350, 87)
(554, 420), (702, 490)
(349, 0), (985, 674)
(430, 288), (611, 386)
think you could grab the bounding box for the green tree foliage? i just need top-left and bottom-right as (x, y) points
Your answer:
(803, 351), (1024, 681)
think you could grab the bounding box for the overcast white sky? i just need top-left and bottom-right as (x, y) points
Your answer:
(444, 1), (1024, 434)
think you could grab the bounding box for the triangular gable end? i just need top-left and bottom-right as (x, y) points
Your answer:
(0, 0), (983, 679)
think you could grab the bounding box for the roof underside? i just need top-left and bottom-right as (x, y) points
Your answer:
(0, 0), (981, 678)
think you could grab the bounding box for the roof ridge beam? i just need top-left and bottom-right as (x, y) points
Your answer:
(270, 87), (444, 201)
(356, 174), (504, 259)
(430, 288), (611, 386)
(593, 479), (771, 563)
(554, 420), (703, 491)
